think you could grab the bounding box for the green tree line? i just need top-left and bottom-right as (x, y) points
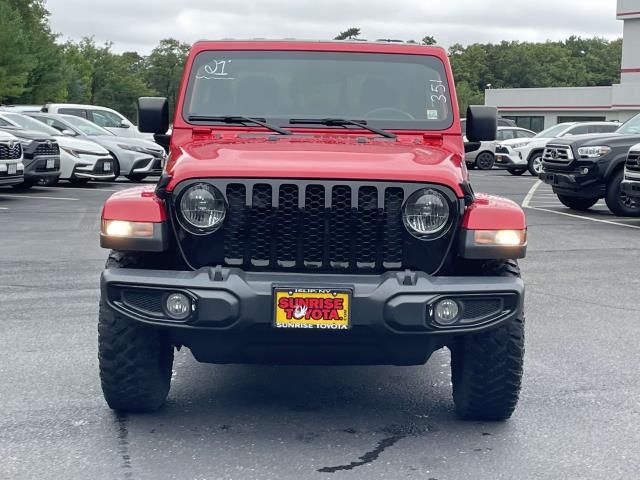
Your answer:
(0, 3), (623, 119)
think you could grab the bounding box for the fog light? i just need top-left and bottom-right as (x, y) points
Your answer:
(165, 293), (191, 320)
(434, 299), (460, 325)
(581, 167), (589, 174)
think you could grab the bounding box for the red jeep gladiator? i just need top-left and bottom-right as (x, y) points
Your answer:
(98, 40), (527, 420)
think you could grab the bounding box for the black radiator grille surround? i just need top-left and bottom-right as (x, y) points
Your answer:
(626, 151), (640, 173)
(174, 179), (461, 274)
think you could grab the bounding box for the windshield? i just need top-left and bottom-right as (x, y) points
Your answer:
(616, 114), (640, 135)
(61, 115), (113, 136)
(534, 123), (571, 138)
(184, 50), (454, 131)
(3, 113), (60, 136)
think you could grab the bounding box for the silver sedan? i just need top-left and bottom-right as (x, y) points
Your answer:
(28, 113), (166, 182)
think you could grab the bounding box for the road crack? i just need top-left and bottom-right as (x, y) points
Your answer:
(317, 434), (405, 473)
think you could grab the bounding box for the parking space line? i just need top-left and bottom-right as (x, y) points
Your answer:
(51, 187), (120, 192)
(522, 180), (542, 208)
(0, 194), (79, 201)
(526, 206), (640, 229)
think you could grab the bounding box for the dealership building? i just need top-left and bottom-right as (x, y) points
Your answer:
(484, 0), (640, 131)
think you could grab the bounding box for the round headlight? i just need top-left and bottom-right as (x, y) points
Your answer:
(403, 188), (450, 238)
(178, 183), (226, 234)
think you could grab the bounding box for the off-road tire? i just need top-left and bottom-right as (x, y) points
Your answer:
(476, 152), (495, 170)
(557, 194), (598, 211)
(605, 168), (640, 217)
(98, 251), (174, 412)
(450, 260), (524, 421)
(507, 168), (526, 176)
(527, 152), (543, 176)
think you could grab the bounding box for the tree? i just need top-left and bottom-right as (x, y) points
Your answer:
(334, 28), (361, 40)
(145, 39), (191, 117)
(0, 1), (31, 103)
(422, 35), (437, 45)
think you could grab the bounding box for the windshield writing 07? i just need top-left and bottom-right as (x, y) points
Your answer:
(184, 51), (454, 131)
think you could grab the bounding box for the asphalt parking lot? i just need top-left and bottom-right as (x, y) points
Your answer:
(1, 171), (639, 480)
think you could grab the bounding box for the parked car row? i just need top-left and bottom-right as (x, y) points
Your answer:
(539, 113), (640, 217)
(0, 109), (165, 189)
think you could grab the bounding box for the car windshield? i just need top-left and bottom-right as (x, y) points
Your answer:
(184, 50), (454, 131)
(3, 112), (60, 136)
(534, 124), (571, 138)
(616, 114), (640, 135)
(60, 115), (113, 136)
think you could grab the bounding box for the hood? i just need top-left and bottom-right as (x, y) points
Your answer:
(55, 135), (109, 154)
(0, 130), (18, 141)
(166, 135), (466, 196)
(0, 126), (54, 142)
(96, 135), (162, 151)
(501, 137), (535, 147)
(549, 132), (640, 148)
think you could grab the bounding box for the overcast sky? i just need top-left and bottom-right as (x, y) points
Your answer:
(46, 0), (622, 54)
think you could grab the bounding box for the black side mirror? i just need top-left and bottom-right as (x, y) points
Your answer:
(138, 97), (169, 134)
(119, 121), (131, 129)
(466, 106), (497, 142)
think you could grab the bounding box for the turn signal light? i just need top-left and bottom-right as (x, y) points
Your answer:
(474, 229), (526, 246)
(102, 220), (154, 238)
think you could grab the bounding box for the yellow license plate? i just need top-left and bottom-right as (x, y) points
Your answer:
(274, 288), (351, 330)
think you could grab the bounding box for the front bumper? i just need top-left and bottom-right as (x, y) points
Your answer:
(102, 267), (524, 365)
(130, 157), (163, 175)
(495, 151), (526, 168)
(0, 161), (24, 186)
(73, 156), (117, 181)
(540, 164), (605, 198)
(23, 155), (61, 182)
(621, 179), (640, 198)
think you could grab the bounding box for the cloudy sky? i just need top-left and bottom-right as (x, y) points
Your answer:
(46, 0), (622, 53)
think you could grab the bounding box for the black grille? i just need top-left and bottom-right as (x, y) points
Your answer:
(121, 289), (164, 315)
(221, 183), (405, 271)
(34, 141), (59, 157)
(626, 151), (640, 173)
(176, 180), (459, 274)
(495, 146), (509, 154)
(460, 298), (503, 322)
(0, 142), (22, 160)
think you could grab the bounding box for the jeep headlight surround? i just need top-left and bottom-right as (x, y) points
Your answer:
(177, 183), (226, 235)
(402, 188), (451, 239)
(577, 146), (611, 158)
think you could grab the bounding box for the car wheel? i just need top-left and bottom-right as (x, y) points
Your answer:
(475, 152), (495, 170)
(98, 251), (174, 413)
(69, 178), (89, 185)
(507, 168), (527, 176)
(527, 153), (544, 176)
(557, 194), (599, 211)
(605, 169), (640, 217)
(449, 260), (524, 421)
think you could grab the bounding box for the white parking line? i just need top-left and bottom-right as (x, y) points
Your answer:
(0, 207), (8, 210)
(0, 194), (78, 201)
(53, 187), (119, 192)
(522, 180), (542, 208)
(526, 206), (640, 229)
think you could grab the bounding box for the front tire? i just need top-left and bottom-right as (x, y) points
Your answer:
(507, 168), (526, 176)
(605, 169), (640, 217)
(476, 152), (495, 170)
(450, 260), (524, 421)
(527, 152), (543, 176)
(557, 194), (599, 211)
(98, 252), (174, 412)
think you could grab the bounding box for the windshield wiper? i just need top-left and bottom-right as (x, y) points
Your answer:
(187, 115), (293, 135)
(289, 118), (396, 139)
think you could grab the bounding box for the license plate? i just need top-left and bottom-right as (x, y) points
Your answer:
(8, 164), (17, 175)
(46, 159), (55, 169)
(103, 162), (111, 172)
(274, 288), (351, 330)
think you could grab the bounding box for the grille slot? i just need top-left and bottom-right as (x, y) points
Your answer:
(0, 142), (22, 160)
(460, 298), (503, 322)
(121, 289), (164, 315)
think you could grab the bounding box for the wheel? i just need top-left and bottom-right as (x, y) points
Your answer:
(69, 178), (89, 185)
(605, 168), (640, 217)
(449, 260), (525, 421)
(475, 152), (495, 170)
(126, 174), (147, 183)
(527, 152), (543, 176)
(98, 251), (174, 412)
(467, 162), (477, 170)
(557, 194), (599, 211)
(507, 168), (526, 176)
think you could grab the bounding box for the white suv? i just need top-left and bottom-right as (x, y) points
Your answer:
(42, 104), (152, 140)
(465, 126), (535, 170)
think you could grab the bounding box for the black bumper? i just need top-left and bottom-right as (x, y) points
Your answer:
(539, 167), (605, 198)
(0, 174), (24, 186)
(102, 267), (524, 365)
(23, 155), (61, 182)
(621, 179), (640, 198)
